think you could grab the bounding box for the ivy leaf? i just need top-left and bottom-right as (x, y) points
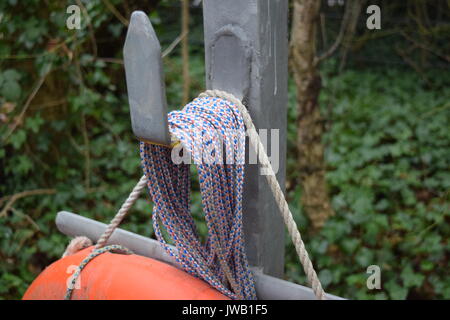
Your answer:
(1, 79), (21, 101)
(420, 261), (434, 272)
(10, 129), (27, 149)
(385, 280), (408, 300)
(319, 269), (333, 288)
(2, 69), (21, 81)
(401, 266), (425, 288)
(355, 247), (374, 267)
(25, 115), (44, 133)
(16, 155), (33, 174)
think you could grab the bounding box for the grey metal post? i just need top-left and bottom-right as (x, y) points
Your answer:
(203, 0), (288, 277)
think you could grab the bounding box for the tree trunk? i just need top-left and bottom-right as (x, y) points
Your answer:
(290, 0), (334, 229)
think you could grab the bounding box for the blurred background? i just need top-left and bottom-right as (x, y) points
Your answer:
(0, 0), (449, 299)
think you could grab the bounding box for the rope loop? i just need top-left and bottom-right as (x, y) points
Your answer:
(65, 245), (133, 300)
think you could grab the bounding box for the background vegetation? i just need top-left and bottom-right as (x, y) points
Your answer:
(1, 0), (449, 299)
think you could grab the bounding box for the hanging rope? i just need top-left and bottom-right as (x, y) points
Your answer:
(95, 175), (148, 249)
(200, 90), (326, 300)
(93, 90), (325, 300)
(141, 94), (255, 300)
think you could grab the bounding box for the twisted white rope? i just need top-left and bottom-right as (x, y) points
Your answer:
(95, 174), (148, 249)
(199, 90), (326, 300)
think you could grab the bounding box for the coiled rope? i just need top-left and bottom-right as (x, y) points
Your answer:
(141, 94), (254, 300)
(93, 90), (325, 300)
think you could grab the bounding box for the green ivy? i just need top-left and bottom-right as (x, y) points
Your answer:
(286, 66), (450, 300)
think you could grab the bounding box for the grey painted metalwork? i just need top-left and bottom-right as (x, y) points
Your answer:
(56, 211), (174, 266)
(123, 11), (171, 146)
(56, 211), (344, 300)
(57, 3), (306, 296)
(203, 0), (288, 277)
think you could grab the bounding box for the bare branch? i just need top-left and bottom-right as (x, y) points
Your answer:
(0, 189), (56, 218)
(400, 30), (450, 63)
(76, 0), (98, 57)
(81, 115), (91, 189)
(339, 0), (366, 71)
(10, 207), (41, 231)
(102, 0), (129, 26)
(395, 44), (432, 87)
(3, 64), (53, 142)
(181, 0), (191, 105)
(162, 31), (188, 58)
(315, 0), (353, 65)
(96, 57), (124, 64)
(0, 186), (106, 218)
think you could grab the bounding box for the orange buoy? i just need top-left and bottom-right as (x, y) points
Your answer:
(23, 246), (229, 300)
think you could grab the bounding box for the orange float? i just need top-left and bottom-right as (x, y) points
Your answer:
(23, 246), (229, 300)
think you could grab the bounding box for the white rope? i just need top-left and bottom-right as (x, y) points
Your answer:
(95, 174), (148, 249)
(199, 90), (326, 300)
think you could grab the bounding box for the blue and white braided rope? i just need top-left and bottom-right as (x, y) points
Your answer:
(141, 94), (255, 300)
(94, 90), (325, 300)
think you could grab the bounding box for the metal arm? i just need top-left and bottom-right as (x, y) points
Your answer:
(124, 11), (171, 146)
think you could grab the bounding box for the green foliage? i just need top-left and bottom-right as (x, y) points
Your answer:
(0, 0), (204, 299)
(286, 65), (450, 300)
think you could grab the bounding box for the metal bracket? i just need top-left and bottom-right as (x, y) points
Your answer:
(123, 11), (171, 146)
(124, 11), (252, 146)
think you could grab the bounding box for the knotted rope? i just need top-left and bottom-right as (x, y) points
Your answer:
(65, 244), (133, 300)
(93, 90), (325, 300)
